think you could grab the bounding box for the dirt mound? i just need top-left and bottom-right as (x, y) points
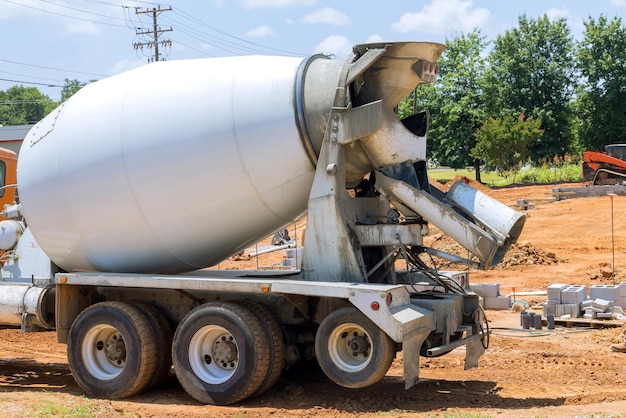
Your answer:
(495, 240), (562, 268)
(424, 234), (562, 269)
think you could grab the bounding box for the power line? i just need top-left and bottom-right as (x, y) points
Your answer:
(0, 70), (66, 84)
(0, 78), (64, 88)
(0, 59), (107, 78)
(83, 0), (163, 6)
(171, 8), (306, 57)
(38, 0), (127, 23)
(1, 0), (309, 91)
(0, 99), (56, 104)
(162, 15), (281, 56)
(2, 0), (127, 28)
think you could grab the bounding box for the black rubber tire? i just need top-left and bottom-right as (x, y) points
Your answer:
(133, 302), (173, 388)
(172, 302), (271, 405)
(315, 307), (396, 389)
(67, 301), (159, 399)
(236, 301), (285, 396)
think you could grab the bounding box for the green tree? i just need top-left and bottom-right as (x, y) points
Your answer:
(0, 86), (56, 125)
(61, 78), (87, 102)
(399, 31), (489, 182)
(428, 31), (488, 177)
(574, 16), (626, 151)
(471, 114), (543, 178)
(483, 14), (575, 161)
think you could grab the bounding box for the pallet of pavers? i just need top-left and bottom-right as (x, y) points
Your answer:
(546, 282), (626, 327)
(553, 317), (625, 328)
(552, 184), (626, 201)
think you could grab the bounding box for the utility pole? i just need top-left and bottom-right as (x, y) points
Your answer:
(134, 7), (173, 62)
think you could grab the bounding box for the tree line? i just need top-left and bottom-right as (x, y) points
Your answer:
(2, 14), (625, 179)
(398, 14), (626, 179)
(0, 79), (86, 126)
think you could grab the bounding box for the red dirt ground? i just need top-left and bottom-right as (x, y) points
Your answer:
(2, 181), (626, 417)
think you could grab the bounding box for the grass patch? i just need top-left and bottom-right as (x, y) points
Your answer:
(34, 400), (94, 417)
(428, 162), (583, 187)
(428, 168), (505, 185)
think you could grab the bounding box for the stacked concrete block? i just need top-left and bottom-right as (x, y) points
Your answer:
(561, 285), (587, 305)
(548, 284), (569, 303)
(590, 285), (620, 305)
(581, 298), (613, 319)
(483, 295), (512, 310)
(544, 284), (585, 318)
(619, 283), (626, 309)
(471, 283), (499, 297)
(470, 283), (511, 310)
(555, 304), (580, 318)
(543, 301), (557, 316)
(552, 184), (626, 201)
(282, 247), (303, 268)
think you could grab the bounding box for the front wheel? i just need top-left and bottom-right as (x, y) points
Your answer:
(67, 301), (158, 399)
(172, 302), (270, 405)
(315, 307), (396, 389)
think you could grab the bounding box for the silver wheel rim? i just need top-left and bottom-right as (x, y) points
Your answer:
(82, 324), (126, 380)
(327, 322), (373, 372)
(189, 325), (239, 384)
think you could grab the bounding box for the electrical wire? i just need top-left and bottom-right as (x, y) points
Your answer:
(3, 0), (310, 89)
(0, 59), (107, 78)
(171, 9), (306, 57)
(0, 99), (57, 104)
(38, 0), (127, 23)
(0, 70), (65, 84)
(2, 0), (127, 28)
(0, 78), (64, 88)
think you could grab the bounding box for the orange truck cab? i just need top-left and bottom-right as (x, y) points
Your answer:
(0, 147), (18, 218)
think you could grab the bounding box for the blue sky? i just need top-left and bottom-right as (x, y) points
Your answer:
(1, 0), (625, 100)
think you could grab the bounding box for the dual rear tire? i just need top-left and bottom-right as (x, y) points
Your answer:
(67, 302), (395, 404)
(67, 301), (163, 399)
(172, 302), (277, 405)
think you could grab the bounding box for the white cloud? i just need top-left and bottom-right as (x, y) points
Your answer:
(545, 7), (570, 20)
(240, 0), (316, 9)
(244, 25), (276, 37)
(301, 7), (350, 26)
(65, 21), (99, 36)
(610, 0), (626, 6)
(365, 34), (385, 44)
(391, 0), (490, 35)
(313, 35), (353, 58)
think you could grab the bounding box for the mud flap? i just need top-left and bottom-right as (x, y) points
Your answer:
(464, 333), (486, 370)
(402, 327), (430, 389)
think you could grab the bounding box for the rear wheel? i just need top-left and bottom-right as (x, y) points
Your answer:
(67, 301), (158, 399)
(172, 302), (270, 405)
(315, 307), (395, 389)
(133, 302), (173, 388)
(236, 301), (285, 396)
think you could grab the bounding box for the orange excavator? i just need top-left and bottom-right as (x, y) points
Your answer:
(583, 144), (626, 185)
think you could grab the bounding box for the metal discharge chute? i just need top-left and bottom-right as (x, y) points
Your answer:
(299, 42), (525, 283)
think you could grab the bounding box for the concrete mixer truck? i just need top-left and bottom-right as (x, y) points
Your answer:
(0, 41), (525, 405)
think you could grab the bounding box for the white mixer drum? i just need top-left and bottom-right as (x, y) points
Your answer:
(18, 56), (320, 274)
